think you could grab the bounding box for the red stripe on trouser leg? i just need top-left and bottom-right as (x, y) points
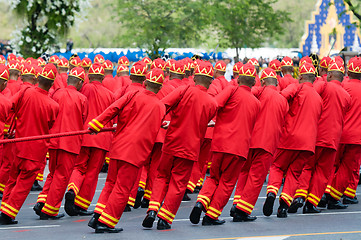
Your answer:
(150, 153), (194, 225)
(325, 145), (344, 195)
(36, 160), (46, 181)
(158, 208), (175, 224)
(0, 202), (19, 219)
(330, 144), (361, 200)
(68, 147), (91, 195)
(74, 147), (107, 210)
(306, 147), (337, 207)
(41, 149), (77, 214)
(143, 143), (163, 201)
(202, 152), (245, 220)
(236, 149), (273, 214)
(1, 156), (42, 219)
(98, 160), (139, 228)
(280, 150), (313, 206)
(139, 165), (148, 189)
(0, 143), (15, 192)
(127, 167), (142, 206)
(293, 151), (317, 198)
(187, 164), (201, 193)
(41, 203), (60, 216)
(344, 151), (361, 198)
(94, 159), (118, 215)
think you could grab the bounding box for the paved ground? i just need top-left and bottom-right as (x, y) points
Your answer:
(1, 172), (361, 240)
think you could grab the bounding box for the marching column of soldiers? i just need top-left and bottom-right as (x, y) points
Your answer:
(0, 52), (360, 233)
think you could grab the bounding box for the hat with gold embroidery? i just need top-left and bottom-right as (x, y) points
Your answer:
(118, 56), (129, 66)
(58, 58), (69, 68)
(215, 60), (227, 72)
(0, 64), (9, 81)
(260, 68), (277, 80)
(37, 57), (46, 67)
(299, 56), (312, 67)
(146, 68), (164, 85)
(0, 55), (6, 64)
(89, 63), (105, 75)
(80, 57), (92, 68)
(233, 61), (243, 73)
(142, 56), (152, 66)
(347, 57), (361, 74)
(103, 60), (114, 70)
(69, 67), (86, 81)
(39, 63), (57, 81)
(247, 58), (259, 67)
(70, 56), (81, 67)
(194, 61), (214, 78)
(334, 56), (344, 65)
(183, 59), (191, 71)
(7, 60), (21, 71)
(17, 56), (25, 63)
(117, 64), (129, 73)
(281, 56), (293, 67)
(319, 56), (332, 69)
(7, 53), (16, 62)
(299, 62), (316, 75)
(130, 61), (147, 76)
(328, 60), (345, 74)
(94, 54), (105, 64)
(165, 59), (175, 69)
(21, 63), (37, 76)
(151, 58), (166, 70)
(35, 66), (43, 78)
(269, 59), (281, 72)
(49, 55), (59, 65)
(170, 60), (185, 75)
(239, 63), (257, 77)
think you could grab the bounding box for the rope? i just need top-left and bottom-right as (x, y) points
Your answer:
(0, 127), (116, 145)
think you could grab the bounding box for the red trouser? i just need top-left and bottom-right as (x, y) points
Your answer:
(267, 149), (313, 206)
(36, 155), (47, 182)
(293, 147), (336, 207)
(233, 151), (255, 205)
(68, 147), (107, 210)
(148, 152), (194, 224)
(127, 168), (142, 206)
(197, 152), (244, 220)
(0, 144), (15, 192)
(187, 138), (211, 192)
(235, 149), (273, 214)
(97, 160), (139, 228)
(139, 165), (148, 190)
(36, 149), (77, 216)
(330, 144), (361, 200)
(343, 152), (361, 198)
(1, 156), (42, 219)
(144, 143), (163, 200)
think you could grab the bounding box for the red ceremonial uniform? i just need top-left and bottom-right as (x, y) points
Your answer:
(114, 82), (145, 100)
(278, 74), (298, 90)
(0, 94), (11, 193)
(102, 75), (121, 93)
(6, 80), (21, 96)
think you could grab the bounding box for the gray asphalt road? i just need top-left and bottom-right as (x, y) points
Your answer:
(1, 172), (361, 240)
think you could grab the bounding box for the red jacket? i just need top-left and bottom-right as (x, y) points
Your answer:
(168, 78), (186, 88)
(279, 74), (298, 90)
(6, 80), (21, 96)
(0, 94), (11, 139)
(208, 75), (229, 97)
(49, 85), (88, 154)
(114, 82), (145, 100)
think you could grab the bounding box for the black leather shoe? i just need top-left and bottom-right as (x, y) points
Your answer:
(64, 190), (78, 216)
(190, 202), (203, 224)
(123, 204), (132, 212)
(95, 222), (123, 233)
(288, 197), (304, 213)
(100, 163), (108, 173)
(157, 218), (171, 230)
(343, 196), (359, 205)
(263, 192), (276, 216)
(75, 206), (93, 216)
(303, 201), (321, 214)
(141, 198), (149, 208)
(39, 212), (65, 220)
(277, 207), (288, 218)
(233, 209), (257, 222)
(230, 204), (236, 217)
(194, 186), (202, 193)
(33, 202), (44, 216)
(0, 191), (3, 200)
(327, 199), (348, 209)
(0, 213), (18, 225)
(31, 180), (43, 191)
(182, 192), (191, 201)
(202, 215), (225, 226)
(318, 194), (327, 208)
(134, 188), (144, 209)
(88, 213), (100, 229)
(142, 210), (156, 228)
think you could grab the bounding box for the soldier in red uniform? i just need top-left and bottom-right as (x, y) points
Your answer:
(115, 65), (131, 88)
(189, 63), (260, 226)
(208, 60), (229, 96)
(33, 67), (88, 220)
(65, 63), (114, 216)
(247, 58), (261, 87)
(0, 64), (59, 225)
(314, 56), (331, 84)
(279, 57), (298, 90)
(6, 60), (21, 96)
(142, 61), (217, 230)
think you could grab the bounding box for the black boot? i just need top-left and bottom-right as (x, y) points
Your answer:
(100, 163), (108, 173)
(327, 198), (348, 209)
(288, 197), (304, 213)
(141, 198), (150, 208)
(303, 201), (321, 214)
(190, 202), (204, 224)
(123, 204), (132, 212)
(233, 209), (257, 222)
(157, 218), (171, 230)
(277, 199), (288, 218)
(134, 187), (144, 209)
(33, 202), (44, 216)
(39, 212), (65, 220)
(0, 191), (3, 200)
(64, 190), (78, 216)
(343, 196), (359, 205)
(182, 192), (191, 201)
(194, 186), (202, 193)
(263, 192), (276, 216)
(202, 215), (225, 226)
(95, 222), (123, 233)
(88, 213), (101, 229)
(142, 210), (156, 228)
(318, 194), (327, 208)
(230, 204), (236, 217)
(0, 213), (18, 225)
(31, 180), (43, 191)
(75, 205), (93, 216)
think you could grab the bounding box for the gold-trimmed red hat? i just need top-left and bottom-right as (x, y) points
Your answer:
(80, 57), (92, 68)
(194, 62), (214, 78)
(247, 58), (259, 66)
(299, 62), (316, 75)
(37, 57), (46, 67)
(347, 57), (361, 74)
(118, 56), (129, 66)
(49, 55), (59, 65)
(151, 58), (166, 70)
(183, 59), (191, 71)
(146, 68), (164, 85)
(7, 60), (21, 71)
(89, 63), (105, 75)
(17, 56), (25, 63)
(36, 66), (43, 78)
(334, 56), (344, 65)
(0, 55), (6, 64)
(281, 56), (293, 67)
(328, 60), (345, 74)
(103, 60), (114, 70)
(239, 63), (257, 77)
(170, 60), (185, 75)
(319, 56), (332, 69)
(130, 61), (147, 76)
(117, 64), (129, 73)
(233, 62), (243, 73)
(21, 63), (37, 76)
(94, 54), (105, 64)
(69, 56), (81, 67)
(165, 59), (175, 69)
(299, 56), (312, 67)
(260, 68), (277, 80)
(215, 60), (227, 72)
(7, 53), (16, 62)
(269, 59), (281, 72)
(142, 57), (152, 65)
(69, 67), (86, 81)
(39, 63), (57, 81)
(0, 64), (9, 81)
(58, 58), (69, 68)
